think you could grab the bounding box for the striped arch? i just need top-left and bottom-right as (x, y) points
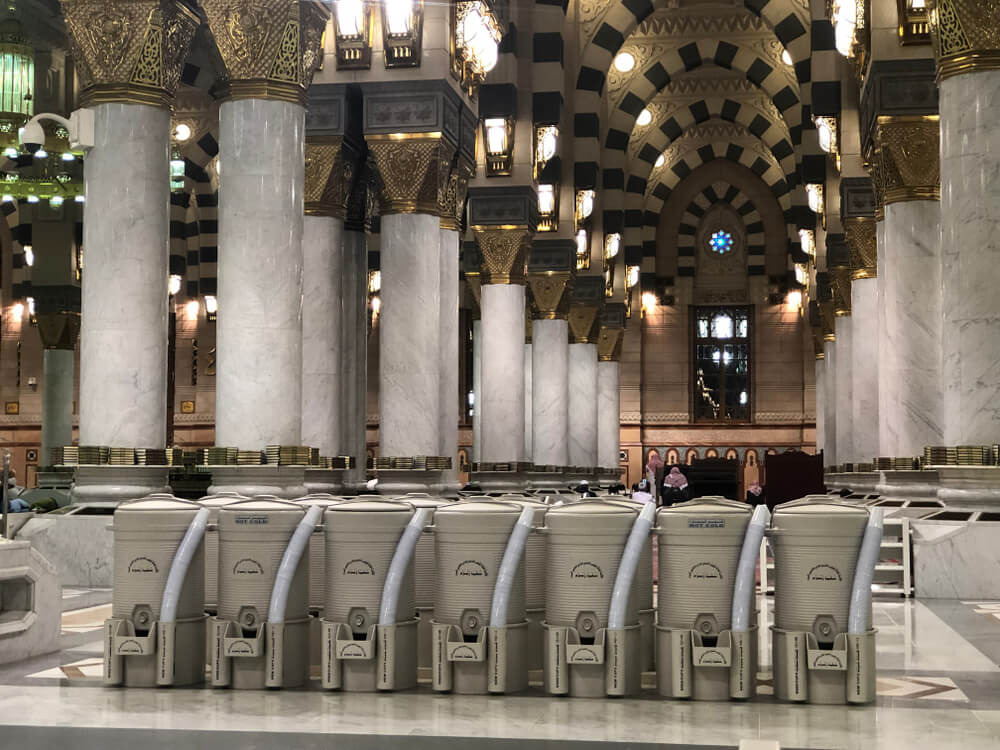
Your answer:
(641, 140), (790, 253)
(3, 199), (28, 301)
(675, 183), (766, 277)
(573, 0), (809, 189)
(173, 124), (220, 300)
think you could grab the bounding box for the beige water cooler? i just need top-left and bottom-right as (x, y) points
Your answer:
(430, 500), (529, 694)
(104, 497), (207, 687)
(211, 498), (312, 689)
(769, 499), (878, 704)
(656, 498), (755, 700)
(199, 493), (245, 612)
(604, 497), (655, 672)
(542, 501), (645, 697)
(320, 499), (421, 691)
(497, 495), (548, 672)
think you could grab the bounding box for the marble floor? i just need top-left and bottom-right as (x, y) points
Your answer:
(0, 592), (998, 750)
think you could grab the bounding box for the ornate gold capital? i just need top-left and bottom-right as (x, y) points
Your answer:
(597, 326), (624, 361)
(527, 271), (573, 319)
(829, 267), (852, 316)
(871, 116), (940, 207)
(304, 137), (358, 218)
(367, 134), (456, 216)
(202, 0), (329, 105)
(568, 303), (601, 344)
(36, 312), (81, 351)
(472, 227), (532, 285)
(845, 217), (877, 280)
(60, 0), (199, 109)
(440, 159), (473, 230)
(931, 0), (1000, 80)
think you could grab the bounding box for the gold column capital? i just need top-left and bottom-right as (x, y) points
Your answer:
(367, 134), (456, 216)
(870, 115), (940, 208)
(597, 326), (624, 361)
(472, 226), (533, 285)
(36, 312), (81, 351)
(829, 267), (852, 317)
(931, 0), (1000, 80)
(527, 271), (573, 320)
(440, 159), (473, 231)
(60, 0), (200, 109)
(202, 0), (329, 105)
(304, 137), (359, 218)
(568, 303), (601, 344)
(845, 216), (878, 280)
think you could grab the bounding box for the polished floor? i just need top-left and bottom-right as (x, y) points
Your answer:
(0, 590), (998, 749)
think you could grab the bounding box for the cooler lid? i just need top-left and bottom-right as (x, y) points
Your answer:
(434, 499), (522, 531)
(771, 498), (869, 534)
(199, 494), (245, 508)
(116, 497), (197, 512)
(657, 497), (751, 535)
(329, 499), (412, 513)
(294, 494), (342, 507)
(221, 498), (305, 513)
(546, 500), (636, 532)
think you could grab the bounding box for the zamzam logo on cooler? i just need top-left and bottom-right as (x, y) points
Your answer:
(570, 562), (603, 579)
(233, 558), (264, 575)
(807, 564), (842, 582)
(455, 561), (488, 577)
(688, 562), (723, 580)
(234, 515), (268, 525)
(344, 559), (375, 576)
(128, 557), (158, 574)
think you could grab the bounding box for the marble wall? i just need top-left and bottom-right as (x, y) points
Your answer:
(883, 201), (943, 456)
(79, 102), (169, 448)
(824, 340), (838, 466)
(597, 361), (620, 470)
(340, 231), (368, 489)
(940, 71), (1000, 445)
(216, 98), (304, 448)
(480, 284), (525, 463)
(301, 215), (343, 455)
(439, 228), (460, 481)
(41, 349), (74, 467)
(815, 357), (825, 457)
(851, 279), (879, 463)
(877, 219), (893, 456)
(532, 319), (569, 466)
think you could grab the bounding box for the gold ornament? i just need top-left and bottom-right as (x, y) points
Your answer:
(60, 0), (199, 108)
(568, 302), (601, 344)
(931, 0), (1000, 79)
(872, 115), (940, 205)
(845, 217), (878, 280)
(304, 138), (357, 218)
(472, 227), (532, 285)
(597, 326), (624, 361)
(367, 135), (456, 216)
(36, 312), (81, 351)
(527, 272), (573, 319)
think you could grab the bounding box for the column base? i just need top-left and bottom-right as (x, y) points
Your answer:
(595, 467), (623, 489)
(303, 468), (344, 495)
(207, 465), (308, 499)
(935, 466), (1000, 509)
(38, 467), (75, 491)
(470, 471), (530, 494)
(875, 470), (940, 502)
(69, 465), (171, 505)
(376, 469), (443, 496)
(564, 467), (595, 489)
(436, 472), (463, 498)
(526, 469), (567, 490)
(826, 471), (879, 494)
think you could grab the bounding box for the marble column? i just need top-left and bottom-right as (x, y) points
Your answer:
(62, 0), (199, 501)
(824, 340), (838, 467)
(439, 226), (461, 494)
(531, 318), (569, 467)
(876, 218), (894, 457)
(935, 19), (1000, 447)
(566, 277), (604, 475)
(203, 0), (326, 497)
(300, 214), (343, 456)
(815, 356), (826, 459)
(883, 201), (943, 456)
(523, 340), (533, 461)
(472, 318), (482, 464)
(341, 229), (369, 492)
(835, 317), (854, 464)
(596, 304), (626, 481)
(850, 275), (879, 464)
(480, 283), (526, 463)
(41, 348), (75, 467)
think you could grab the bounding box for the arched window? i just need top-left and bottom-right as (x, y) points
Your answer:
(693, 306), (751, 422)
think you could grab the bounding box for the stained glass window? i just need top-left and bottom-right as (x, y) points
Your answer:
(708, 230), (733, 254)
(693, 306), (751, 422)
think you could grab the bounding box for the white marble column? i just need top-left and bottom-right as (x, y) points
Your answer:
(940, 72), (1000, 446)
(597, 360), (620, 470)
(341, 230), (368, 491)
(824, 340), (838, 467)
(532, 318), (569, 467)
(216, 98), (304, 448)
(568, 343), (599, 468)
(851, 278), (878, 463)
(884, 201), (943, 456)
(79, 103), (169, 449)
(480, 284), (525, 463)
(835, 317), (854, 463)
(523, 342), (532, 461)
(815, 357), (826, 459)
(301, 215), (343, 455)
(41, 349), (74, 466)
(472, 318), (482, 463)
(439, 227), (461, 493)
(380, 213), (441, 458)
(876, 219), (894, 457)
